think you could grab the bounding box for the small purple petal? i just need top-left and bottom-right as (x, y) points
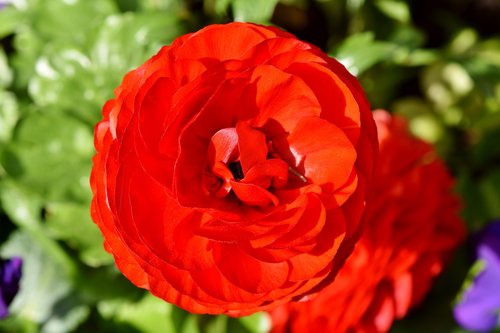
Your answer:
(0, 256), (23, 319)
(454, 261), (500, 332)
(454, 221), (500, 332)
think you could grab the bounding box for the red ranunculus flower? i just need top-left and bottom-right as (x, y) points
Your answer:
(90, 22), (377, 315)
(270, 110), (466, 332)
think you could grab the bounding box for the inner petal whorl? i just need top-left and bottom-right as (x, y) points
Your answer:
(204, 122), (292, 207)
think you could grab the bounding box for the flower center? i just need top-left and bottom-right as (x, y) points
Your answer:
(228, 161), (244, 181)
(203, 121), (296, 207)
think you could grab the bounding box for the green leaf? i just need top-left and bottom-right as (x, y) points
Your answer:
(239, 313), (271, 333)
(28, 46), (102, 124)
(475, 38), (500, 67)
(480, 169), (500, 220)
(89, 12), (184, 70)
(9, 0), (117, 91)
(232, 0), (279, 23)
(11, 28), (44, 89)
(375, 0), (410, 24)
(29, 0), (117, 45)
(0, 6), (25, 39)
(179, 315), (201, 333)
(196, 313), (271, 333)
(85, 10), (185, 111)
(472, 126), (500, 166)
(45, 201), (112, 267)
(392, 49), (437, 66)
(203, 315), (228, 333)
(0, 90), (19, 143)
(422, 61), (475, 116)
(171, 306), (191, 332)
(214, 0), (232, 16)
(114, 0), (141, 12)
(28, 11), (185, 125)
(77, 265), (143, 304)
(0, 180), (43, 230)
(98, 293), (176, 333)
(138, 0), (184, 12)
(2, 110), (93, 202)
(456, 171), (490, 227)
(0, 316), (39, 333)
(393, 97), (445, 144)
(346, 0), (366, 13)
(1, 230), (86, 333)
(389, 24), (425, 48)
(0, 47), (13, 87)
(449, 28), (478, 55)
(333, 32), (394, 76)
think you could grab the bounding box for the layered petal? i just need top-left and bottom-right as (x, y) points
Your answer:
(91, 22), (377, 315)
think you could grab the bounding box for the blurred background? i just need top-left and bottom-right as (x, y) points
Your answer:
(0, 0), (499, 332)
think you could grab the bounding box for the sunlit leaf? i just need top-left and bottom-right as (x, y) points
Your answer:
(239, 312), (271, 333)
(0, 47), (13, 87)
(214, 0), (232, 16)
(2, 110), (93, 202)
(375, 0), (410, 24)
(333, 32), (394, 76)
(139, 0), (183, 11)
(28, 0), (117, 44)
(393, 97), (445, 143)
(45, 201), (112, 267)
(180, 315), (201, 333)
(0, 6), (25, 39)
(203, 315), (228, 333)
(232, 0), (279, 23)
(27, 11), (185, 124)
(99, 294), (176, 333)
(0, 90), (19, 143)
(0, 180), (42, 230)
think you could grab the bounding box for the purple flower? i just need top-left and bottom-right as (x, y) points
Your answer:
(0, 257), (22, 319)
(454, 222), (500, 332)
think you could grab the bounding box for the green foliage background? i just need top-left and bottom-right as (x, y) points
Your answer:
(0, 0), (498, 332)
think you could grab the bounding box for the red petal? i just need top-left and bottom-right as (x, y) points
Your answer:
(174, 23), (279, 64)
(214, 244), (289, 294)
(249, 65), (321, 135)
(230, 180), (279, 207)
(285, 62), (362, 145)
(243, 158), (289, 189)
(174, 77), (248, 208)
(190, 265), (266, 303)
(242, 37), (313, 66)
(288, 206), (346, 281)
(392, 272), (413, 318)
(271, 193), (326, 248)
(236, 121), (268, 174)
(276, 116), (357, 191)
(208, 127), (239, 165)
